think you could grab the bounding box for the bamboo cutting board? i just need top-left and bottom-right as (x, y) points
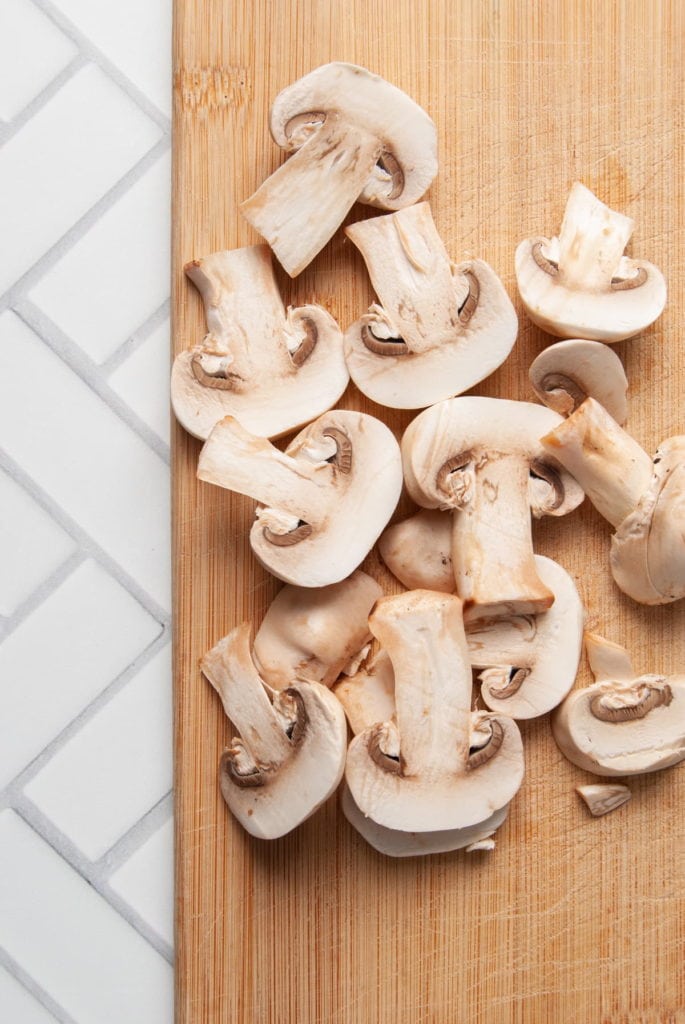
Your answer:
(172, 2), (685, 1020)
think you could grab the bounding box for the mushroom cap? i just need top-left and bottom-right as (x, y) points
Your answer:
(378, 509), (455, 593)
(611, 436), (685, 604)
(529, 339), (629, 424)
(344, 256), (518, 409)
(552, 674), (685, 777)
(252, 570), (382, 690)
(270, 63), (437, 210)
(341, 784), (509, 858)
(401, 397), (584, 517)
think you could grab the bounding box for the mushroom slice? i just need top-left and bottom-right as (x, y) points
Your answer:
(541, 397), (685, 604)
(252, 570), (382, 690)
(341, 783), (508, 858)
(198, 410), (403, 587)
(201, 624), (347, 839)
(345, 591), (524, 832)
(529, 339), (628, 424)
(402, 397), (584, 619)
(552, 633), (685, 777)
(576, 784), (631, 817)
(241, 63), (437, 276)
(332, 649), (396, 736)
(378, 509), (455, 593)
(171, 245), (348, 439)
(515, 182), (666, 342)
(343, 203), (517, 408)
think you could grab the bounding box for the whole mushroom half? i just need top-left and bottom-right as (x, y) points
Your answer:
(552, 633), (685, 777)
(241, 63), (438, 276)
(171, 246), (348, 440)
(345, 590), (525, 832)
(529, 339), (628, 425)
(343, 202), (518, 408)
(201, 624), (347, 839)
(515, 182), (666, 342)
(198, 410), (403, 587)
(541, 397), (685, 604)
(401, 398), (584, 619)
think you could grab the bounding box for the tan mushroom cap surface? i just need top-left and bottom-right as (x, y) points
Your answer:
(515, 182), (666, 343)
(529, 339), (628, 424)
(171, 246), (348, 439)
(344, 203), (517, 408)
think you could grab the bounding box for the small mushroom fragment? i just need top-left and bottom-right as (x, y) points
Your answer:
(540, 397), (685, 604)
(341, 783), (508, 858)
(344, 203), (517, 408)
(402, 398), (584, 619)
(345, 590), (524, 832)
(241, 63), (438, 276)
(253, 570), (382, 690)
(332, 650), (395, 737)
(576, 784), (631, 817)
(515, 182), (666, 342)
(201, 624), (347, 839)
(171, 246), (348, 439)
(529, 339), (628, 424)
(552, 633), (685, 777)
(378, 509), (455, 593)
(198, 410), (403, 587)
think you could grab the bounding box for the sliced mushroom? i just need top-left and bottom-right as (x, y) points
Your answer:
(201, 624), (347, 839)
(252, 570), (382, 690)
(576, 783), (631, 817)
(171, 246), (348, 439)
(552, 633), (685, 777)
(241, 63), (437, 276)
(541, 397), (685, 603)
(515, 182), (666, 342)
(343, 203), (517, 408)
(345, 591), (524, 832)
(401, 398), (584, 618)
(341, 783), (508, 858)
(332, 649), (395, 737)
(529, 339), (628, 424)
(198, 410), (403, 587)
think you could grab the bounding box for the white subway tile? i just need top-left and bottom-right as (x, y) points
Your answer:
(109, 817), (174, 947)
(0, 470), (76, 616)
(30, 153), (171, 364)
(51, 0), (172, 117)
(0, 811), (173, 1024)
(0, 965), (59, 1024)
(0, 63), (161, 294)
(0, 559), (160, 789)
(109, 317), (171, 444)
(0, 313), (171, 610)
(0, 0), (77, 122)
(26, 645), (172, 860)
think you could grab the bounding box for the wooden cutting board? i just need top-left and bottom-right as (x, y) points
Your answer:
(172, 2), (685, 1020)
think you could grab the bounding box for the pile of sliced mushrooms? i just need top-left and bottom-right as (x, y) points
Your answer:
(174, 63), (685, 853)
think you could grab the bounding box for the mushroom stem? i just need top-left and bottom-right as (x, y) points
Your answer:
(540, 398), (653, 528)
(345, 203), (462, 352)
(241, 117), (382, 277)
(370, 593), (472, 775)
(200, 624), (292, 770)
(556, 182), (634, 291)
(451, 455), (554, 617)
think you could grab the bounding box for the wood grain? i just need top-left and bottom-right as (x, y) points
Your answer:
(172, 2), (685, 1020)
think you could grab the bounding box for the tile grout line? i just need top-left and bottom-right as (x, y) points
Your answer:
(0, 946), (78, 1024)
(102, 297), (172, 376)
(14, 301), (171, 465)
(0, 54), (86, 147)
(0, 549), (86, 646)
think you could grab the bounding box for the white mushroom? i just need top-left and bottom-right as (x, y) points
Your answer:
(515, 182), (666, 342)
(171, 246), (348, 439)
(401, 398), (584, 619)
(252, 570), (382, 690)
(576, 783), (631, 817)
(552, 633), (685, 777)
(241, 63), (437, 276)
(201, 624), (347, 839)
(341, 783), (508, 858)
(345, 590), (524, 832)
(343, 203), (517, 408)
(378, 509), (455, 593)
(541, 397), (685, 604)
(332, 650), (395, 737)
(529, 339), (628, 424)
(198, 410), (403, 587)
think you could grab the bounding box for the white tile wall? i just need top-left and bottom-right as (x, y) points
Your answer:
(0, 2), (173, 1018)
